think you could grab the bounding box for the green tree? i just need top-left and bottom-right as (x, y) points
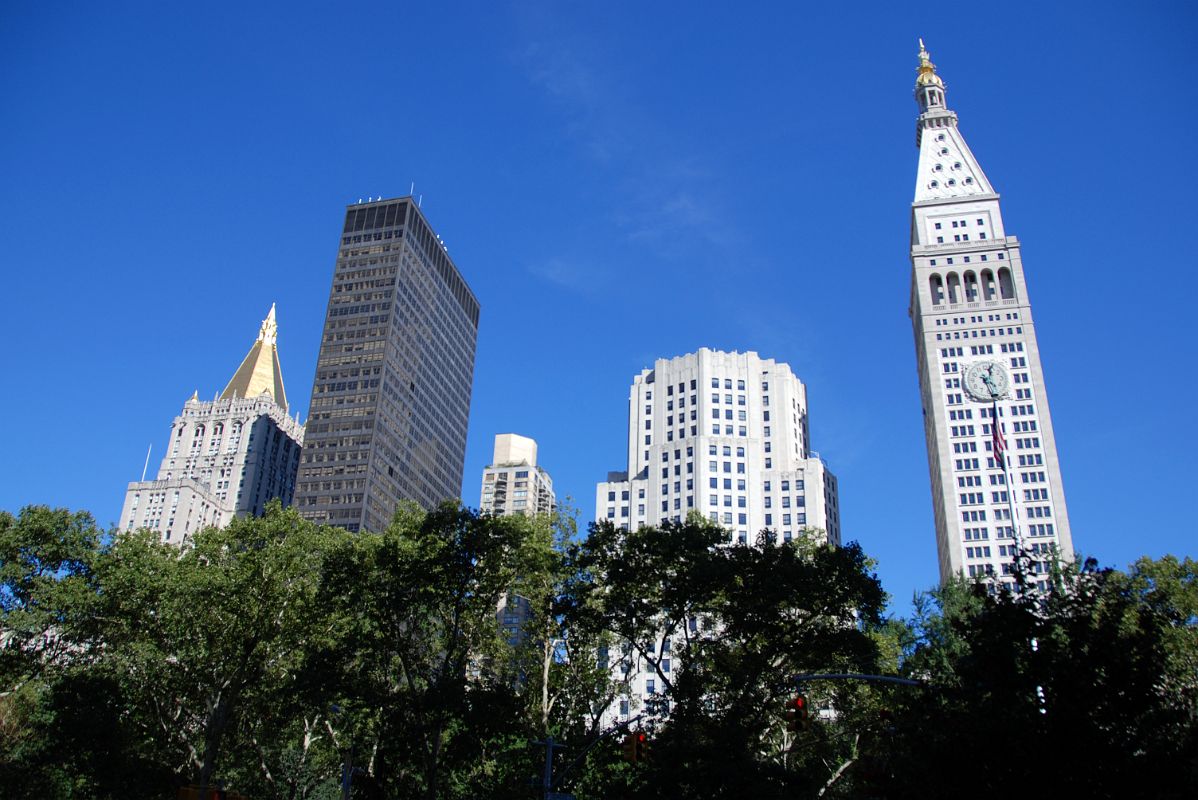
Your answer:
(0, 506), (132, 799)
(867, 557), (1198, 799)
(90, 505), (347, 798)
(319, 503), (558, 800)
(565, 520), (889, 799)
(0, 506), (102, 690)
(0, 504), (352, 800)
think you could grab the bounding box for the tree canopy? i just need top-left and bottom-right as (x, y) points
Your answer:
(1, 504), (1195, 799)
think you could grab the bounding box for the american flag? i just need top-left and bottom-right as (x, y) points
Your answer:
(992, 403), (1007, 469)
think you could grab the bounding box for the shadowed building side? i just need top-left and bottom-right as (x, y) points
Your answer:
(292, 197), (480, 533)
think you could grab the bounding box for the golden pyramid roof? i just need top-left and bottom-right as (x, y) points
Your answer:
(221, 304), (288, 411)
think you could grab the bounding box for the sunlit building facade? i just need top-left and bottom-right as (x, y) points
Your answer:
(907, 42), (1074, 586)
(480, 434), (555, 516)
(119, 306), (303, 543)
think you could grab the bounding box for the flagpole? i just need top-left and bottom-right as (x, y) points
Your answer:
(993, 397), (1027, 591)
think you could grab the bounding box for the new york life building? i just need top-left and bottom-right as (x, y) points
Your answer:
(907, 43), (1074, 587)
(119, 306), (304, 543)
(595, 349), (841, 722)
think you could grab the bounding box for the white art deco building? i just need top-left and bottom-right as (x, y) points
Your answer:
(119, 306), (304, 543)
(595, 349), (841, 724)
(480, 433), (555, 516)
(907, 42), (1073, 586)
(596, 348), (840, 547)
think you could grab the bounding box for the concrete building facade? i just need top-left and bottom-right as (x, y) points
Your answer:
(596, 348), (841, 547)
(594, 348), (841, 726)
(293, 197), (480, 532)
(480, 434), (555, 516)
(119, 305), (304, 543)
(907, 42), (1074, 587)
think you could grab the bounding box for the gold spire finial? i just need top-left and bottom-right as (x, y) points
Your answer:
(915, 38), (943, 88)
(258, 302), (278, 347)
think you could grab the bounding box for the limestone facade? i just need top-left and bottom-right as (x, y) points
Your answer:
(907, 43), (1074, 586)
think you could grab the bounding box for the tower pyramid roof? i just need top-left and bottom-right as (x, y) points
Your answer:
(221, 304), (288, 411)
(912, 40), (995, 203)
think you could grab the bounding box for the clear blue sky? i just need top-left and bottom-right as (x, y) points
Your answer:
(2, 1), (1195, 614)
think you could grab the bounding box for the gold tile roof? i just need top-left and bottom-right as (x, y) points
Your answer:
(220, 304), (288, 412)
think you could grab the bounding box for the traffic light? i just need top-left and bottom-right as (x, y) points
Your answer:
(622, 732), (637, 763)
(621, 731), (650, 763)
(785, 695), (811, 732)
(634, 731), (650, 763)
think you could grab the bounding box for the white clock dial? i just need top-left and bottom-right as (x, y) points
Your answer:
(963, 360), (1010, 402)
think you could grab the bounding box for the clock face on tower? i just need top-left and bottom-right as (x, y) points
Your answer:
(964, 360), (1010, 402)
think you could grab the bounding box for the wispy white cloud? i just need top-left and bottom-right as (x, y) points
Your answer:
(526, 257), (599, 293)
(518, 40), (628, 163)
(514, 19), (740, 266)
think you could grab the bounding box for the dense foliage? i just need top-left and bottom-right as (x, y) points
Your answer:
(1, 504), (1195, 799)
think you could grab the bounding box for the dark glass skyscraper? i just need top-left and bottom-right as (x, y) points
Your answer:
(294, 197), (480, 532)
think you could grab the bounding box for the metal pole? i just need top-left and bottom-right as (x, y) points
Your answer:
(792, 673), (925, 688)
(552, 714), (644, 792)
(340, 743), (356, 800)
(995, 398), (1029, 590)
(542, 735), (554, 799)
(532, 736), (567, 799)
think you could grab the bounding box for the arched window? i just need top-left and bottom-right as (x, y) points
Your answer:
(963, 271), (979, 302)
(946, 272), (961, 304)
(981, 269), (997, 300)
(227, 422), (243, 452)
(998, 267), (1015, 299)
(929, 274), (945, 305)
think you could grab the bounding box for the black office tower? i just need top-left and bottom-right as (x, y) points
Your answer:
(294, 197), (480, 532)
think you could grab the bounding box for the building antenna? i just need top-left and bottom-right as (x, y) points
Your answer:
(141, 443), (152, 482)
(410, 181), (415, 196)
(418, 194), (423, 208)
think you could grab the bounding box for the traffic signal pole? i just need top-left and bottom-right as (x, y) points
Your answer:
(792, 673), (925, 688)
(539, 714), (645, 798)
(531, 735), (568, 800)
